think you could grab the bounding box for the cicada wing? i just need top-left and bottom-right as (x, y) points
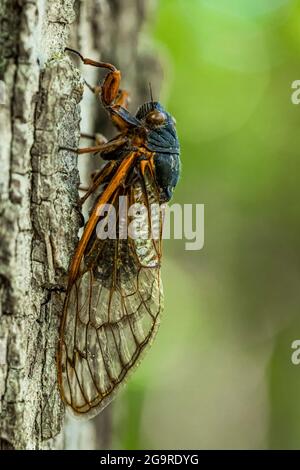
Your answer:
(58, 164), (164, 418)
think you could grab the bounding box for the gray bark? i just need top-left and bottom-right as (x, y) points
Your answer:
(0, 0), (160, 450)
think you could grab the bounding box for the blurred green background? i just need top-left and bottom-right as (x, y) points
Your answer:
(113, 0), (300, 449)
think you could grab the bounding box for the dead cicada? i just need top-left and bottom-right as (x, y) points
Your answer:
(57, 48), (181, 418)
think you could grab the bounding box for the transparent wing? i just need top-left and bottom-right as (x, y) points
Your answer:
(58, 163), (164, 418)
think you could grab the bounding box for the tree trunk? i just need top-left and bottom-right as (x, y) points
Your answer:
(0, 0), (160, 450)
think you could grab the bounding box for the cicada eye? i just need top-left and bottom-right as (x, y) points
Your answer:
(146, 110), (167, 126)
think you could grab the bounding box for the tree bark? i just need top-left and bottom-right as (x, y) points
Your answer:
(0, 0), (160, 450)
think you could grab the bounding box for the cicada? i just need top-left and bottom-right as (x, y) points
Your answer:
(57, 49), (181, 418)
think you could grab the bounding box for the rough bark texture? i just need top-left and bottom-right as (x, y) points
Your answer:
(0, 0), (160, 450)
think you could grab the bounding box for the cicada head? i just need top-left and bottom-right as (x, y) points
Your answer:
(136, 101), (181, 203)
(136, 102), (177, 147)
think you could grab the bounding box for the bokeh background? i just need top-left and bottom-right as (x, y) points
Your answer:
(110, 0), (300, 449)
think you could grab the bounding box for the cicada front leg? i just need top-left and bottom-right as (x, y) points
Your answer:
(65, 48), (140, 131)
(60, 135), (128, 158)
(80, 132), (108, 146)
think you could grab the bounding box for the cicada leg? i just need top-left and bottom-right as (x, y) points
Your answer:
(78, 167), (108, 197)
(60, 135), (128, 157)
(65, 48), (140, 131)
(84, 79), (130, 111)
(114, 89), (130, 109)
(76, 136), (127, 156)
(80, 132), (108, 146)
(83, 80), (101, 98)
(78, 160), (116, 206)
